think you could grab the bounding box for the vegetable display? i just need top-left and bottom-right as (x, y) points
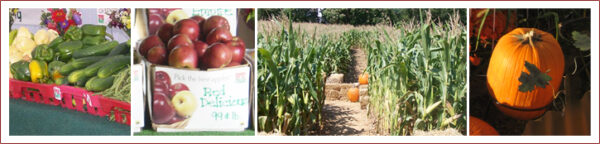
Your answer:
(9, 24), (131, 99)
(486, 28), (564, 120)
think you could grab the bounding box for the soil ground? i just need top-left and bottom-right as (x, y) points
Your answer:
(321, 46), (378, 136)
(343, 46), (368, 83)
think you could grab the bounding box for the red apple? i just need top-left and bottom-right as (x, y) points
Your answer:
(147, 9), (161, 15)
(170, 83), (189, 99)
(173, 19), (200, 41)
(225, 37), (246, 64)
(190, 15), (205, 25)
(146, 45), (168, 65)
(205, 27), (232, 45)
(147, 14), (164, 36)
(139, 35), (164, 57)
(152, 92), (176, 124)
(154, 71), (171, 96)
(155, 71), (172, 86)
(202, 43), (232, 69)
(194, 41), (209, 59)
(167, 34), (193, 53)
(168, 45), (198, 69)
(156, 23), (174, 45)
(203, 15), (230, 37)
(190, 16), (206, 41)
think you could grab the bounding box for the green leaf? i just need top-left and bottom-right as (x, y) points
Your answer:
(572, 31), (590, 51)
(518, 61), (552, 92)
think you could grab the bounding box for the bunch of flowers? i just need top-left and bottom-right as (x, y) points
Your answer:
(107, 8), (131, 35)
(40, 8), (82, 35)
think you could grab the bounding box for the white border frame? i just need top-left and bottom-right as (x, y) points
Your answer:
(1, 1), (598, 143)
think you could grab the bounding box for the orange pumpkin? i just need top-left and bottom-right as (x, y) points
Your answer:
(487, 28), (564, 120)
(358, 73), (369, 85)
(347, 87), (359, 102)
(469, 116), (499, 136)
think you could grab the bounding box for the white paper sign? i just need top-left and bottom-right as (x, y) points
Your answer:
(53, 86), (62, 100)
(154, 65), (250, 131)
(131, 64), (145, 132)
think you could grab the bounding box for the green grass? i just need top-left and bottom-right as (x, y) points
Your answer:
(134, 129), (255, 136)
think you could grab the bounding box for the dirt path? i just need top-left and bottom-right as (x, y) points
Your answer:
(343, 46), (368, 83)
(321, 100), (377, 135)
(322, 46), (376, 136)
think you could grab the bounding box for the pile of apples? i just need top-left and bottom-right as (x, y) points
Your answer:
(139, 14), (246, 69)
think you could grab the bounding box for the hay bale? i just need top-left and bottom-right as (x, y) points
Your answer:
(360, 96), (370, 109)
(326, 74), (344, 83)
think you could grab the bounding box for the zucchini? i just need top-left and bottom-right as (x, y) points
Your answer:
(57, 40), (83, 62)
(85, 76), (114, 92)
(48, 37), (64, 50)
(59, 56), (104, 76)
(75, 76), (90, 87)
(108, 42), (130, 56)
(67, 69), (88, 84)
(82, 35), (106, 46)
(97, 57), (130, 78)
(71, 56), (105, 69)
(59, 63), (76, 76)
(72, 41), (118, 58)
(82, 55), (129, 77)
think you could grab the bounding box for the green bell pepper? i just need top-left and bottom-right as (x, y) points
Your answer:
(48, 61), (66, 80)
(10, 60), (31, 81)
(65, 26), (83, 41)
(82, 24), (107, 36)
(31, 44), (55, 62)
(57, 40), (83, 62)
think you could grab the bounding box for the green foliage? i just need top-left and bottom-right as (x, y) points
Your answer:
(258, 8), (318, 23)
(365, 10), (466, 135)
(258, 8), (466, 26)
(572, 31), (590, 51)
(518, 61), (552, 92)
(257, 17), (353, 135)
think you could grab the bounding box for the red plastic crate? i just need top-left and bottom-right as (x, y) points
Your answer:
(9, 79), (61, 106)
(98, 96), (131, 125)
(57, 85), (105, 116)
(9, 79), (131, 125)
(9, 79), (20, 99)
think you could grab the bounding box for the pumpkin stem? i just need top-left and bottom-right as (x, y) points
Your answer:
(520, 30), (542, 47)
